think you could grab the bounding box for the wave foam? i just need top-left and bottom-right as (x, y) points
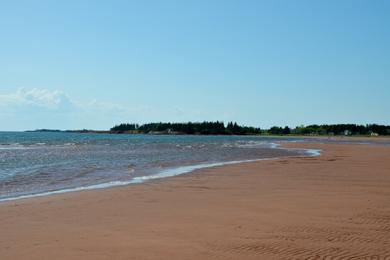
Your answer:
(0, 147), (321, 203)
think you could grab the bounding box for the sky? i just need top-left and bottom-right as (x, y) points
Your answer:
(0, 0), (389, 131)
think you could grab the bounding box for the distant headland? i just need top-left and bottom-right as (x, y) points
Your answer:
(26, 122), (390, 136)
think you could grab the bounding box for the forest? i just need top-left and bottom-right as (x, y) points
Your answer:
(110, 122), (390, 136)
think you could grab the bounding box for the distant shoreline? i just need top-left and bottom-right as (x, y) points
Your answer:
(24, 129), (390, 138)
(23, 122), (390, 136)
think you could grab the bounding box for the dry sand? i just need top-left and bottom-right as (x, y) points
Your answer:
(1, 142), (390, 259)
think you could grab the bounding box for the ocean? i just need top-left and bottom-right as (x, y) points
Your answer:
(0, 132), (328, 201)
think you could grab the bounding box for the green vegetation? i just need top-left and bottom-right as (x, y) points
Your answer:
(289, 124), (390, 136)
(111, 121), (261, 135)
(109, 123), (139, 133)
(110, 122), (390, 136)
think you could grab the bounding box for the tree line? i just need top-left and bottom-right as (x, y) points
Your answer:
(110, 121), (261, 135)
(291, 124), (390, 136)
(110, 122), (390, 136)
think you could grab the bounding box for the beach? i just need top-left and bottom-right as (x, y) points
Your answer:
(1, 142), (390, 259)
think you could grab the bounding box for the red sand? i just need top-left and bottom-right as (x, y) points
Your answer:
(1, 142), (390, 259)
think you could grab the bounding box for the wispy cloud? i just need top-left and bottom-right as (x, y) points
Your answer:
(0, 88), (126, 114)
(0, 88), (224, 130)
(0, 88), (133, 130)
(0, 88), (71, 109)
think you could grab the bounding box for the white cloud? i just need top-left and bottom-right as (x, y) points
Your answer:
(0, 88), (73, 110)
(0, 88), (132, 130)
(0, 88), (128, 114)
(0, 88), (216, 130)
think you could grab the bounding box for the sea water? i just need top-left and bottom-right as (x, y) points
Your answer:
(0, 132), (327, 201)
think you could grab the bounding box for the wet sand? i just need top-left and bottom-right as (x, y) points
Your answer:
(1, 142), (390, 259)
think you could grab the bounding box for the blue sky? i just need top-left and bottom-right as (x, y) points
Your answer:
(0, 0), (389, 130)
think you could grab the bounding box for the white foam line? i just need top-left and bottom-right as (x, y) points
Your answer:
(0, 147), (321, 203)
(305, 149), (322, 156)
(0, 158), (271, 202)
(0, 181), (134, 202)
(271, 141), (322, 157)
(130, 158), (275, 183)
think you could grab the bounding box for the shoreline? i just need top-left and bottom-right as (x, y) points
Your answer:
(0, 144), (321, 203)
(1, 142), (390, 259)
(5, 129), (390, 139)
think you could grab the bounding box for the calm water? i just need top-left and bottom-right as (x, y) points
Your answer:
(5, 132), (382, 201)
